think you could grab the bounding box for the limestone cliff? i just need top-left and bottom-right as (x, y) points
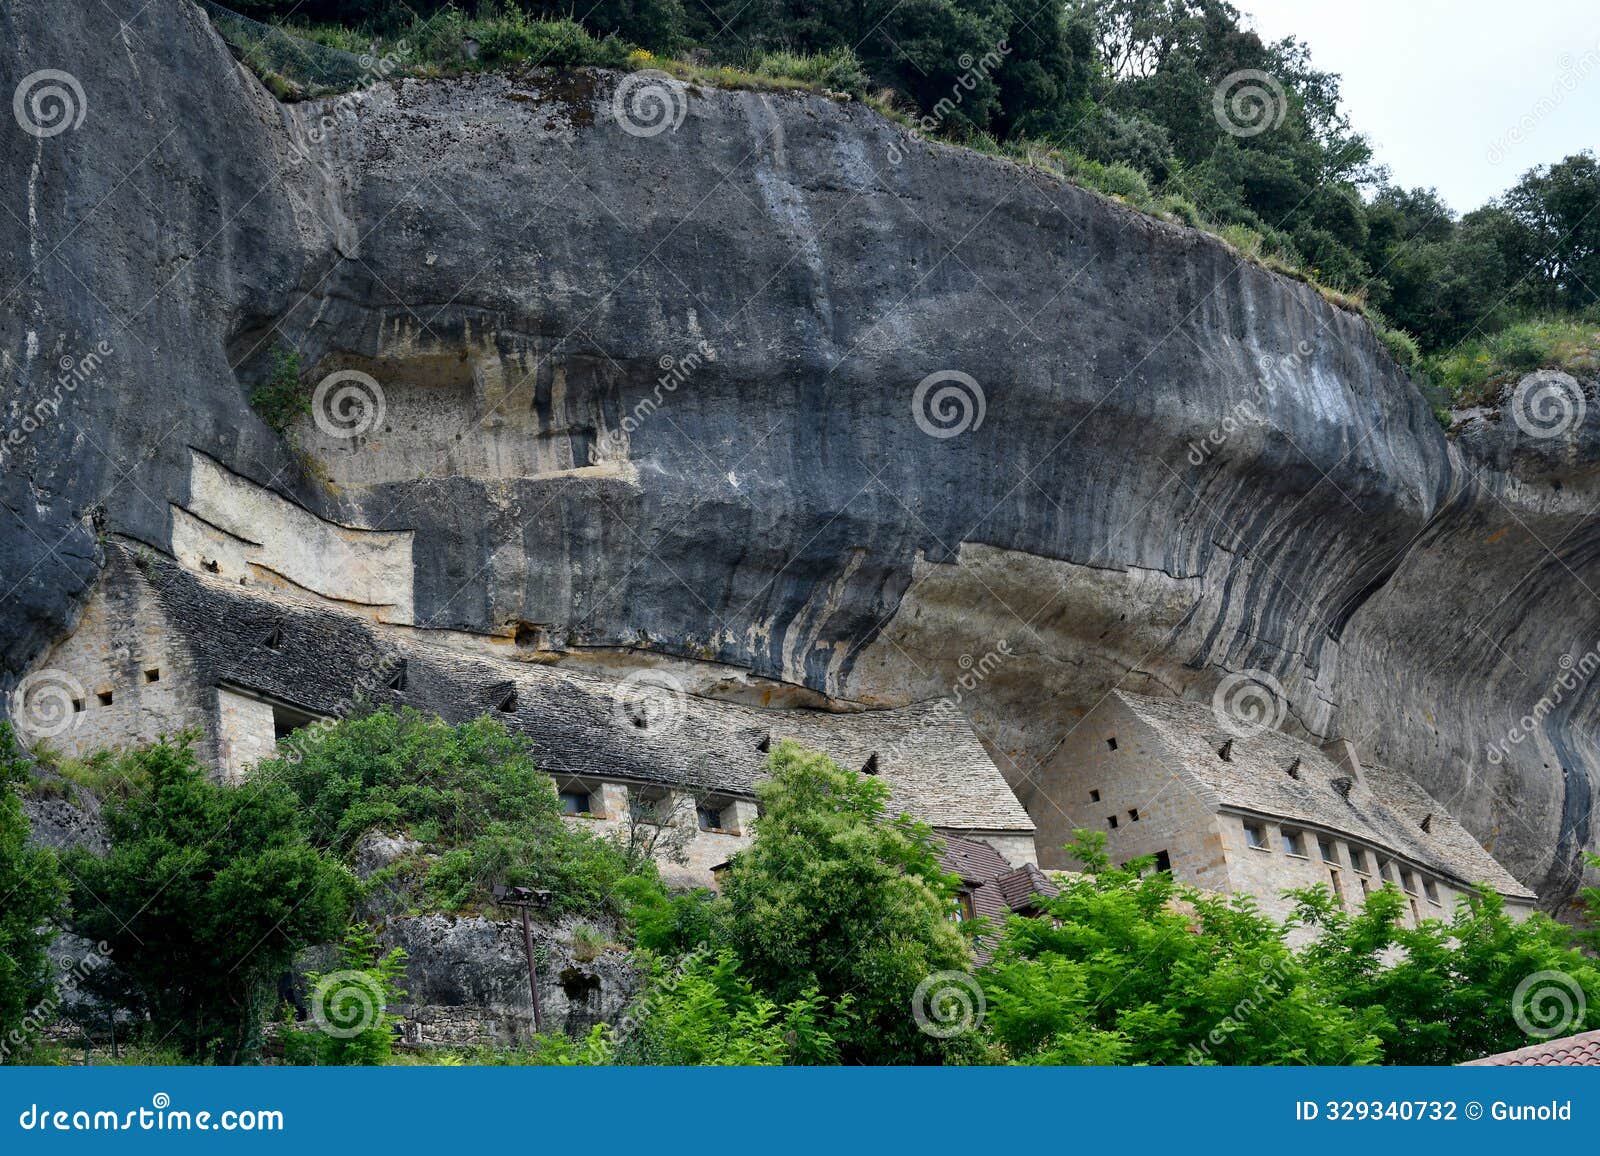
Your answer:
(3, 0), (1596, 910)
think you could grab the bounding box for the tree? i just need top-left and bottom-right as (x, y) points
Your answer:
(718, 741), (978, 1063)
(1293, 882), (1600, 1065)
(282, 923), (408, 1066)
(264, 707), (655, 917)
(65, 736), (354, 1064)
(983, 832), (1383, 1064)
(0, 724), (68, 1063)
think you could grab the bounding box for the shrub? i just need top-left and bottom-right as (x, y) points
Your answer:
(0, 725), (69, 1064)
(264, 707), (658, 917)
(754, 48), (868, 97)
(249, 346), (308, 436)
(64, 735), (353, 1064)
(282, 924), (407, 1066)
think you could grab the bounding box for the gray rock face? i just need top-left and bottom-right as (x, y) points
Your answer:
(3, 0), (1596, 909)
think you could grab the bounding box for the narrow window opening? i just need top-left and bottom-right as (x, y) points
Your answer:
(1285, 757), (1301, 779)
(1153, 849), (1171, 873)
(1348, 846), (1368, 873)
(1107, 814), (1119, 830)
(1089, 788), (1101, 803)
(755, 732), (770, 753)
(1318, 836), (1337, 863)
(386, 661), (407, 692)
(1281, 828), (1306, 857)
(143, 668), (160, 684)
(1217, 738), (1234, 762)
(861, 753), (879, 776)
(72, 698), (86, 714)
(1423, 878), (1440, 904)
(96, 690), (113, 707)
(1105, 736), (1118, 751)
(1243, 821), (1267, 849)
(1127, 807), (1140, 822)
(264, 625), (283, 651)
(1420, 812), (1433, 833)
(496, 689), (518, 713)
(1329, 870), (1344, 901)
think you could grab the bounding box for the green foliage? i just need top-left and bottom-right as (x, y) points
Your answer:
(1421, 317), (1600, 407)
(752, 48), (869, 96)
(63, 735), (354, 1064)
(282, 924), (408, 1065)
(1292, 883), (1600, 1065)
(719, 741), (976, 1064)
(263, 707), (656, 917)
(983, 832), (1383, 1065)
(249, 346), (309, 436)
(622, 949), (847, 1065)
(0, 725), (69, 1064)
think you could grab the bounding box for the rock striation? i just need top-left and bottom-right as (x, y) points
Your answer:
(3, 0), (1597, 910)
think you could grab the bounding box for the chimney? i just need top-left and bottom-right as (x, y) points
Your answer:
(1320, 738), (1362, 785)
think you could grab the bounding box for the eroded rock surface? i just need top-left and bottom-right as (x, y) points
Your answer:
(3, 0), (1597, 909)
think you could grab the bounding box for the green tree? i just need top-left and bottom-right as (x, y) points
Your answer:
(65, 736), (354, 1064)
(1293, 882), (1600, 1065)
(719, 741), (977, 1064)
(983, 832), (1383, 1064)
(0, 724), (68, 1063)
(265, 707), (654, 917)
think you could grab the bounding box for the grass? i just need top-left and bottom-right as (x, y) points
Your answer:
(23, 744), (151, 805)
(1423, 316), (1600, 407)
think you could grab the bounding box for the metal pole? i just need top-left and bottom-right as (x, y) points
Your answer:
(519, 902), (544, 1034)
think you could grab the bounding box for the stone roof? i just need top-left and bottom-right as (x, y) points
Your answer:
(138, 550), (1031, 835)
(1461, 1028), (1600, 1066)
(1111, 691), (1535, 900)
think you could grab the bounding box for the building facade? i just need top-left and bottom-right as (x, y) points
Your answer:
(1018, 691), (1537, 925)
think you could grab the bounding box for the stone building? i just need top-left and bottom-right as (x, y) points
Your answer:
(20, 544), (1039, 886)
(1020, 690), (1537, 925)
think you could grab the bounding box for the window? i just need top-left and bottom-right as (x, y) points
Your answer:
(386, 661), (407, 692)
(1403, 871), (1419, 895)
(697, 803), (725, 831)
(1281, 828), (1306, 857)
(1127, 808), (1140, 822)
(1424, 878), (1440, 904)
(559, 789), (591, 816)
(1107, 814), (1119, 830)
(1243, 821), (1267, 850)
(861, 754), (879, 776)
(1410, 898), (1421, 925)
(1348, 846), (1368, 873)
(1329, 870), (1344, 901)
(1318, 836), (1337, 863)
(72, 698), (85, 714)
(264, 625), (282, 651)
(1153, 850), (1172, 873)
(951, 891), (975, 922)
(1359, 877), (1370, 899)
(630, 792), (664, 824)
(1089, 788), (1101, 803)
(755, 733), (770, 752)
(496, 688), (518, 713)
(1106, 736), (1118, 751)
(96, 690), (113, 707)
(143, 668), (160, 684)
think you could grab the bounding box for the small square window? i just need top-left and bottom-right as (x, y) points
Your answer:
(697, 804), (725, 831)
(1127, 808), (1140, 822)
(630, 793), (663, 824)
(1281, 829), (1306, 857)
(951, 891), (975, 922)
(143, 668), (160, 684)
(1403, 871), (1418, 895)
(1423, 878), (1440, 904)
(1153, 849), (1171, 873)
(559, 789), (590, 816)
(72, 698), (85, 714)
(1318, 837), (1337, 863)
(1348, 846), (1368, 873)
(1243, 821), (1267, 849)
(96, 690), (113, 707)
(1107, 814), (1119, 830)
(1089, 788), (1101, 803)
(1106, 736), (1118, 751)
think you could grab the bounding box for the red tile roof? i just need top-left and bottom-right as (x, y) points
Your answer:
(1461, 1029), (1600, 1066)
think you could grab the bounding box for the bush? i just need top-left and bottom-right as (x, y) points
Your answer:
(0, 725), (69, 1064)
(281, 924), (407, 1066)
(249, 346), (308, 436)
(264, 707), (658, 917)
(64, 736), (354, 1064)
(754, 48), (868, 96)
(719, 742), (976, 1064)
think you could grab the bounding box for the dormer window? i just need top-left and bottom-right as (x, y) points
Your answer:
(1285, 757), (1301, 779)
(264, 625), (283, 651)
(1218, 738), (1234, 762)
(755, 732), (771, 753)
(1420, 813), (1433, 833)
(386, 661), (407, 692)
(496, 688), (518, 713)
(861, 753), (879, 776)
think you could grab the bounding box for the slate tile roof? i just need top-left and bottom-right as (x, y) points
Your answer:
(1112, 691), (1535, 901)
(936, 833), (1059, 964)
(1461, 1028), (1600, 1066)
(138, 549), (1033, 836)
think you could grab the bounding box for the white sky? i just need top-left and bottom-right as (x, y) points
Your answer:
(1238, 0), (1600, 215)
